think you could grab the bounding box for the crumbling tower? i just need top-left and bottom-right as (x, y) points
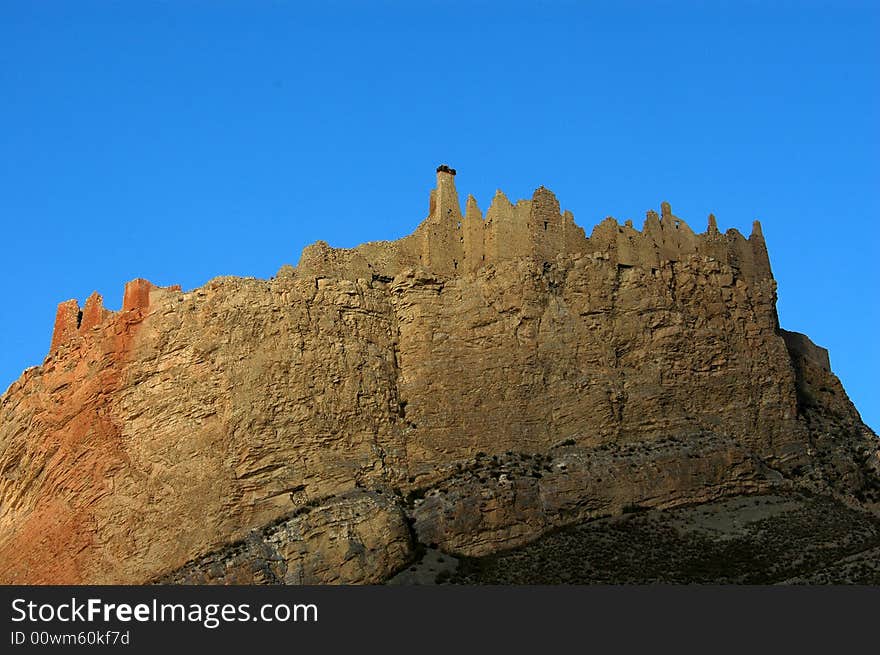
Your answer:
(528, 186), (565, 263)
(421, 165), (464, 274)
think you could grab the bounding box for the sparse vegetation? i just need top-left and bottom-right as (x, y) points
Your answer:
(444, 493), (880, 585)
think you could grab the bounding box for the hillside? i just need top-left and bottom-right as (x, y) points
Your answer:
(1, 166), (877, 584)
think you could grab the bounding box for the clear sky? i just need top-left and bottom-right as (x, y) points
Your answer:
(1, 2), (877, 429)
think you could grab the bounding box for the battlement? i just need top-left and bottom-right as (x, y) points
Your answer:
(781, 329), (831, 372)
(48, 279), (181, 354)
(297, 166), (773, 283)
(46, 168), (773, 354)
(122, 278), (157, 313)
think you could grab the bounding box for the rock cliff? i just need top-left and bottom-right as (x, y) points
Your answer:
(1, 166), (877, 584)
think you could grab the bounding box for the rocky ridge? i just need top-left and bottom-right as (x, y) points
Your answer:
(0, 166), (877, 584)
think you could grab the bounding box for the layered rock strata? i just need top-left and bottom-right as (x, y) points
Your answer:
(0, 167), (876, 584)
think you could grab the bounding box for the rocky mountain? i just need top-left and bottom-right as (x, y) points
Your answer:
(1, 166), (877, 584)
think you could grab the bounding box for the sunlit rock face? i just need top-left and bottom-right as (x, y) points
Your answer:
(0, 167), (876, 584)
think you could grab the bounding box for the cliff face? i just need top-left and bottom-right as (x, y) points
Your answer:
(0, 168), (876, 584)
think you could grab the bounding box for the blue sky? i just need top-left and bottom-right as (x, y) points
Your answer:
(1, 1), (877, 429)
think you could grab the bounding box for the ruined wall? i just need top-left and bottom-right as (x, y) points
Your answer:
(782, 329), (832, 372)
(0, 168), (874, 585)
(49, 299), (82, 352)
(48, 279), (181, 355)
(297, 167), (772, 285)
(781, 329), (880, 500)
(419, 168), (464, 274)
